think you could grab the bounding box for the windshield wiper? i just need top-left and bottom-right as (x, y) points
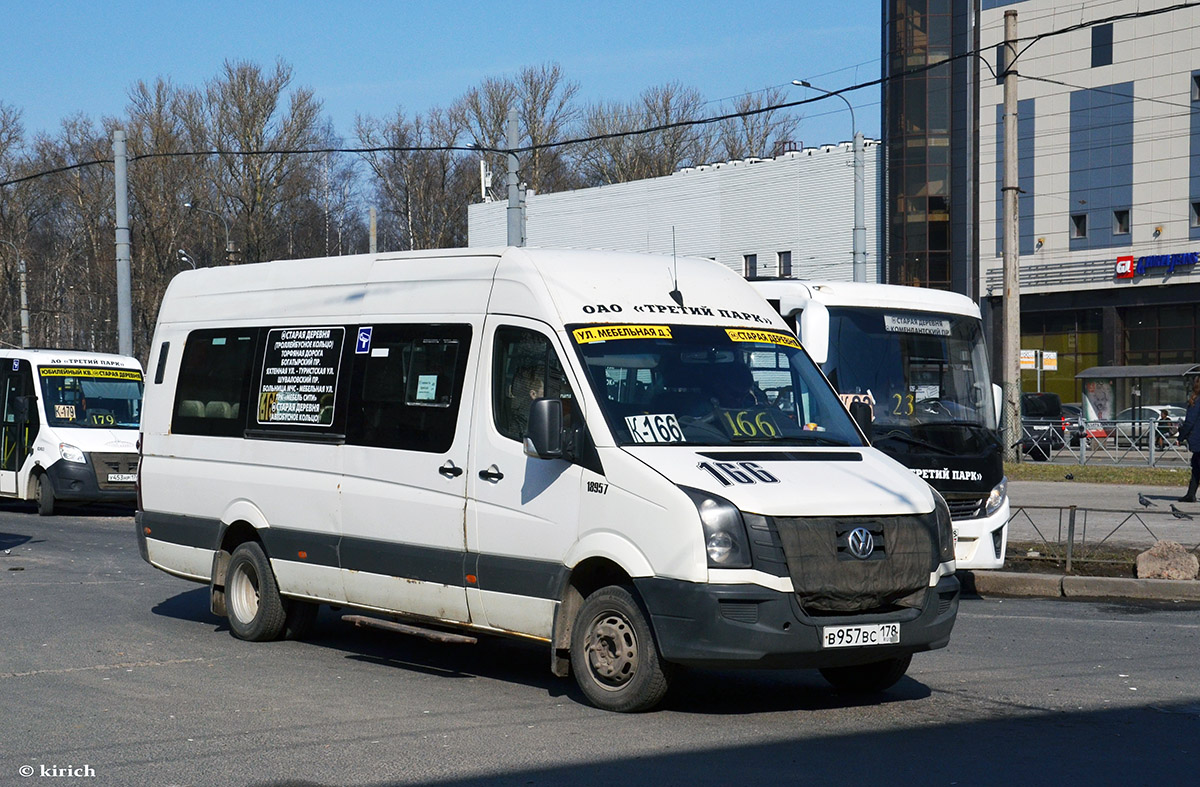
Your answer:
(874, 430), (958, 456)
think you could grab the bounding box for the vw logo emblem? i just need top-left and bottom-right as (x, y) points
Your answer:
(848, 527), (875, 560)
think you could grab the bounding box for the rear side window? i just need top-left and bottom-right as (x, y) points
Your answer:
(346, 324), (472, 453)
(172, 329), (259, 437)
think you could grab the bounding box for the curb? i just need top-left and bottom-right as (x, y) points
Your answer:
(957, 570), (1200, 602)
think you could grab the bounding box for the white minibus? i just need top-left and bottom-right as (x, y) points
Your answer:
(0, 349), (143, 515)
(137, 247), (958, 712)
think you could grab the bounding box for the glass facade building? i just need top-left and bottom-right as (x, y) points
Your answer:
(882, 0), (979, 295)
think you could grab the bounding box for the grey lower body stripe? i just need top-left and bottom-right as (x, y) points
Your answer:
(141, 512), (565, 601)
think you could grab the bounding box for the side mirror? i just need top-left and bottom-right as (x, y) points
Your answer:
(798, 301), (830, 365)
(524, 398), (564, 459)
(992, 384), (1003, 431)
(849, 400), (873, 441)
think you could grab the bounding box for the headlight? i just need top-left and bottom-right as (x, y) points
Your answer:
(59, 443), (87, 464)
(680, 487), (752, 569)
(932, 491), (955, 563)
(985, 476), (1008, 517)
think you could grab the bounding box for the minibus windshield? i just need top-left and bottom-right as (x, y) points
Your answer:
(38, 366), (144, 429)
(570, 324), (864, 447)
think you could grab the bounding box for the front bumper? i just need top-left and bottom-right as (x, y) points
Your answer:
(44, 457), (136, 504)
(634, 573), (959, 669)
(951, 499), (1009, 570)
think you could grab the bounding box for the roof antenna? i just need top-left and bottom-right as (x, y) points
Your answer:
(669, 227), (684, 307)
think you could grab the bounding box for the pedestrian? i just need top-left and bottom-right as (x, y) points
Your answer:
(1176, 378), (1200, 502)
(1157, 408), (1173, 451)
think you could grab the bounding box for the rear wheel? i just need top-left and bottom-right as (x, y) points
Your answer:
(819, 654), (912, 693)
(570, 586), (671, 712)
(225, 542), (286, 642)
(36, 475), (55, 517)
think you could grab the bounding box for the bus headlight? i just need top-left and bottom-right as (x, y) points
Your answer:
(59, 443), (87, 464)
(933, 491), (955, 563)
(681, 487), (751, 569)
(985, 477), (1008, 517)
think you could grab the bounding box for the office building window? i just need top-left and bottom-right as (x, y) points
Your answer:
(777, 251), (792, 278)
(1192, 74), (1200, 102)
(1191, 201), (1200, 227)
(743, 254), (757, 278)
(1091, 24), (1113, 67)
(1070, 214), (1088, 238)
(1113, 209), (1130, 235)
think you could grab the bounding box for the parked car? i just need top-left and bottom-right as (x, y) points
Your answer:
(1020, 392), (1065, 460)
(1111, 405), (1185, 447)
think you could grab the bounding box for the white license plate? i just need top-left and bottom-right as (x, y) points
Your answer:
(107, 473), (136, 483)
(821, 623), (901, 649)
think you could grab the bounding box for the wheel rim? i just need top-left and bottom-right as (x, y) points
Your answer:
(227, 561), (260, 624)
(584, 610), (639, 690)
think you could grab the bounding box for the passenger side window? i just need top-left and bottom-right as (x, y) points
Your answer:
(493, 326), (575, 442)
(346, 324), (472, 453)
(173, 329), (259, 437)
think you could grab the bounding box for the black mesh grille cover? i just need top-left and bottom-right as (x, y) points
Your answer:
(773, 514), (935, 613)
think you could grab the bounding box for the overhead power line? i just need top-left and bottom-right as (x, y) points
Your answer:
(3, 1), (1198, 190)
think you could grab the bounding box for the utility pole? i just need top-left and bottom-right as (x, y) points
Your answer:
(506, 108), (524, 247)
(113, 130), (133, 357)
(1001, 9), (1021, 462)
(18, 259), (28, 347)
(852, 129), (866, 282)
(0, 239), (29, 347)
(369, 206), (377, 254)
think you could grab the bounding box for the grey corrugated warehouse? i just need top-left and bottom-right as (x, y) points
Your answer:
(468, 141), (882, 282)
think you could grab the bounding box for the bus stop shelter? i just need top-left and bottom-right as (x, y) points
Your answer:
(1076, 363), (1200, 420)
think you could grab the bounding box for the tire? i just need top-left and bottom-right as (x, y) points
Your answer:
(820, 654), (912, 693)
(225, 542), (286, 642)
(570, 586), (671, 713)
(36, 475), (55, 517)
(282, 599), (320, 640)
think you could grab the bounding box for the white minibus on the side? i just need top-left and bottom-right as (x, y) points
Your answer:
(1, 349), (143, 515)
(137, 247), (958, 712)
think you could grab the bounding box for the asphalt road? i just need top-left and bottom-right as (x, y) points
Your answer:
(1, 503), (1198, 786)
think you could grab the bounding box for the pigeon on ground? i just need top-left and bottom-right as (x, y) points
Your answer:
(1138, 492), (1156, 508)
(1170, 504), (1194, 520)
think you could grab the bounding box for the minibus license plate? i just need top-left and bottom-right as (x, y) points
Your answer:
(108, 473), (136, 483)
(822, 623), (900, 648)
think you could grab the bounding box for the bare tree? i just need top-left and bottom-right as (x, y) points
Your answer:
(357, 105), (474, 250)
(204, 59), (331, 263)
(451, 62), (583, 196)
(718, 87), (800, 160)
(578, 82), (715, 186)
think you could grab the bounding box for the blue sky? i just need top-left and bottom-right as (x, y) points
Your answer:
(2, 1), (882, 149)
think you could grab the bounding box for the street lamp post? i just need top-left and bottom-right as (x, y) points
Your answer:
(184, 201), (234, 265)
(792, 80), (867, 283)
(0, 239), (30, 347)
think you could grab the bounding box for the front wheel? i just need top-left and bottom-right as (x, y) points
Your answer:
(570, 586), (671, 712)
(36, 475), (55, 517)
(225, 542), (286, 642)
(819, 654), (912, 693)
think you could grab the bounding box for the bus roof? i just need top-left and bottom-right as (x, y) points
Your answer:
(0, 348), (143, 370)
(751, 279), (982, 320)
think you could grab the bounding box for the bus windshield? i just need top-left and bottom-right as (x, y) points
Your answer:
(570, 324), (864, 448)
(823, 307), (995, 441)
(38, 366), (144, 429)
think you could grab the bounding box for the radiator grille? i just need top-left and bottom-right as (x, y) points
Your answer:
(945, 496), (985, 521)
(90, 453), (139, 491)
(771, 514), (935, 615)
